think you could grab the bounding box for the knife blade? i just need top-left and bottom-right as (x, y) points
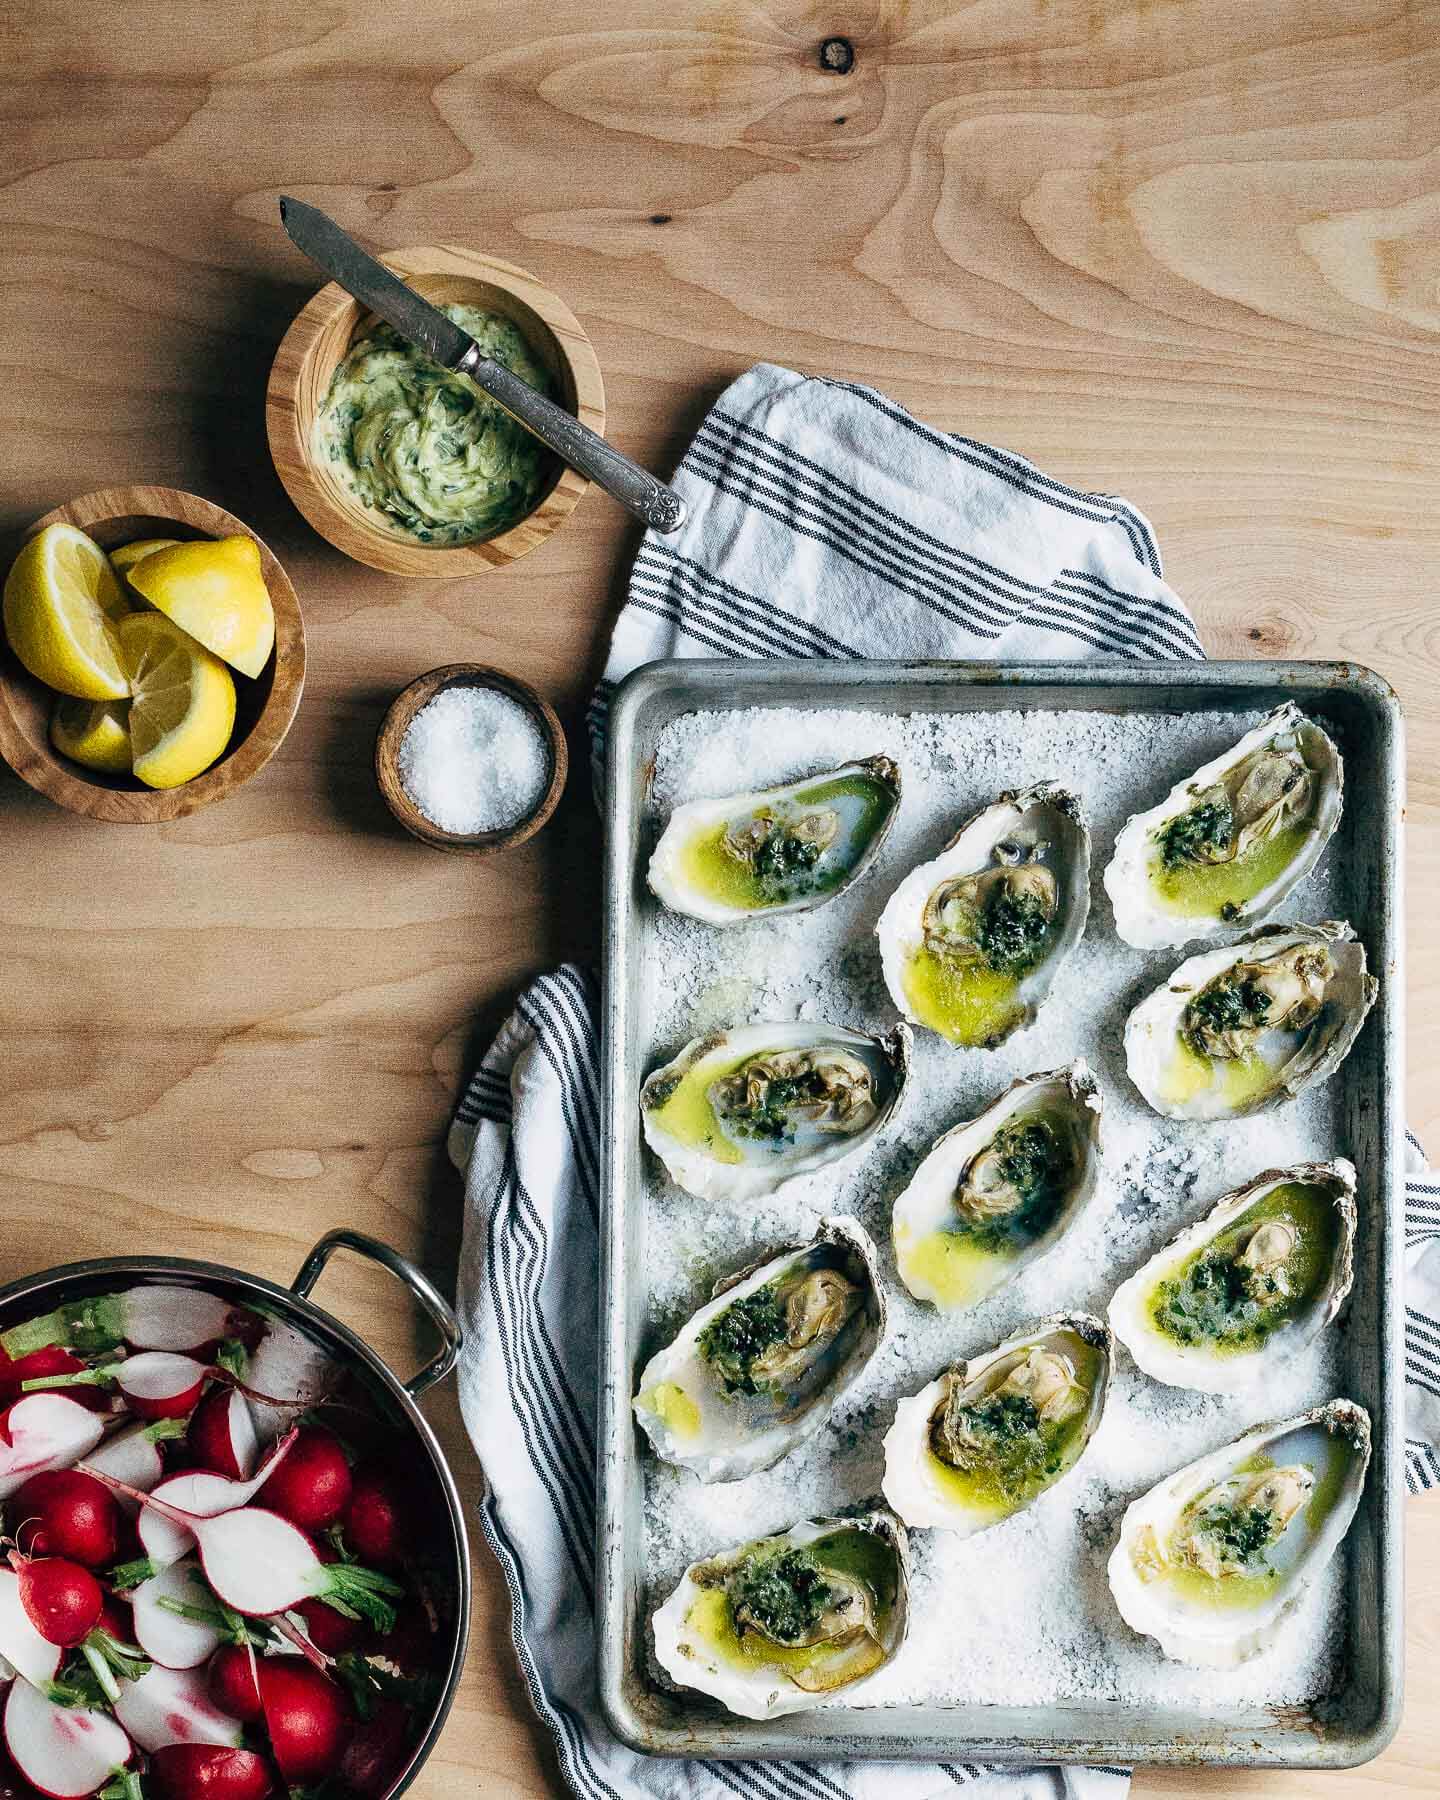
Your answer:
(278, 196), (685, 535)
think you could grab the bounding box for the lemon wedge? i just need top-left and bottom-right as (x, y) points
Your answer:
(125, 535), (275, 679)
(119, 612), (236, 789)
(3, 524), (130, 697)
(50, 697), (133, 775)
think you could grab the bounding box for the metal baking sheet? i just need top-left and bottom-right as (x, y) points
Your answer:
(598, 659), (1404, 1768)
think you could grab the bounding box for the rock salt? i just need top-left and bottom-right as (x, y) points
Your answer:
(633, 702), (1358, 1717)
(397, 684), (549, 834)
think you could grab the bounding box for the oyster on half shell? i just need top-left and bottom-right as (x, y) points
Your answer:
(648, 757), (902, 924)
(1108, 1161), (1356, 1393)
(1124, 921), (1376, 1121)
(640, 1020), (910, 1202)
(1105, 704), (1343, 949)
(1108, 1399), (1370, 1667)
(632, 1218), (884, 1483)
(891, 1062), (1103, 1312)
(652, 1510), (909, 1718)
(882, 1313), (1111, 1535)
(876, 783), (1090, 1048)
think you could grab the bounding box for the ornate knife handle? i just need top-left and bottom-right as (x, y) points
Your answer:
(459, 349), (686, 535)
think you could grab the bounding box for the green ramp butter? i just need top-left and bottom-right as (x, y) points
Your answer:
(315, 304), (556, 545)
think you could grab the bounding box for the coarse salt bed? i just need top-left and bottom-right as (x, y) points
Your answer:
(635, 702), (1356, 1718)
(397, 684), (548, 834)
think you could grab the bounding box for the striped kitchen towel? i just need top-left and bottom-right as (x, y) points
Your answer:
(450, 363), (1432, 1800)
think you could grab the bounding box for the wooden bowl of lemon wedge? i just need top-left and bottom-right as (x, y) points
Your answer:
(0, 486), (305, 823)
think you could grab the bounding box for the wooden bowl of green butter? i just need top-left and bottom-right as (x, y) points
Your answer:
(266, 244), (606, 577)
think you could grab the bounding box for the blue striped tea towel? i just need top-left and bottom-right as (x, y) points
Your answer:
(449, 364), (1435, 1800)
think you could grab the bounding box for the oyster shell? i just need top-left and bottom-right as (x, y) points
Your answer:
(891, 1061), (1103, 1312)
(1108, 1399), (1370, 1667)
(1108, 1161), (1356, 1392)
(648, 757), (902, 924)
(652, 1510), (909, 1718)
(882, 1313), (1110, 1534)
(632, 1218), (884, 1483)
(1124, 921), (1376, 1121)
(876, 783), (1090, 1049)
(640, 1020), (910, 1202)
(1105, 704), (1343, 950)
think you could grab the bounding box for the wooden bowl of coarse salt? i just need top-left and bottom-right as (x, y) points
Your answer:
(374, 663), (567, 853)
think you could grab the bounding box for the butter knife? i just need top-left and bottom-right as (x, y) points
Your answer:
(278, 196), (686, 535)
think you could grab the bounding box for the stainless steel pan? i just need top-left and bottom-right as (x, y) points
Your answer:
(0, 1228), (469, 1798)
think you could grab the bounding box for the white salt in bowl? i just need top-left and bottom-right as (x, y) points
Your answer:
(374, 663), (568, 853)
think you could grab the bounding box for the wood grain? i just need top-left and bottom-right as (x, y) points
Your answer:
(0, 486), (305, 822)
(267, 244), (606, 577)
(0, 1), (1436, 1795)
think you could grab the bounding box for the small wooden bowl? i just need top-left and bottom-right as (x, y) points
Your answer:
(374, 663), (568, 854)
(0, 486), (306, 824)
(267, 244), (606, 577)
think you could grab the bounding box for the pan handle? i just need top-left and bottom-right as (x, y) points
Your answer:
(291, 1229), (462, 1399)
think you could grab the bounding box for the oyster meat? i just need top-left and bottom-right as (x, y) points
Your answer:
(640, 1020), (909, 1202)
(882, 1314), (1110, 1534)
(1106, 705), (1343, 949)
(1124, 921), (1376, 1121)
(652, 1511), (909, 1718)
(891, 1062), (1103, 1312)
(1109, 1161), (1356, 1392)
(876, 783), (1090, 1049)
(632, 1218), (884, 1483)
(648, 757), (902, 924)
(1108, 1399), (1370, 1666)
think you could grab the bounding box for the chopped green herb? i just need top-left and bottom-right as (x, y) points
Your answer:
(1185, 972), (1271, 1048)
(1196, 1501), (1275, 1568)
(976, 888), (1051, 974)
(1157, 798), (1235, 870)
(729, 1546), (834, 1645)
(698, 1284), (788, 1395)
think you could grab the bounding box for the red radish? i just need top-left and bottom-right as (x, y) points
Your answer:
(206, 1645), (262, 1723)
(0, 1573), (62, 1691)
(338, 1698), (411, 1797)
(2, 1678), (131, 1799)
(26, 1354), (208, 1423)
(130, 1560), (224, 1670)
(10, 1473), (117, 1570)
(188, 1390), (257, 1481)
(256, 1661), (346, 1784)
(147, 1745), (273, 1800)
(0, 1399), (105, 1503)
(0, 1350), (94, 1410)
(256, 1426), (350, 1531)
(124, 1430), (297, 1569)
(1, 1290), (247, 1362)
(290, 1596), (362, 1656)
(112, 1662), (242, 1752)
(345, 1467), (405, 1569)
(11, 1558), (101, 1651)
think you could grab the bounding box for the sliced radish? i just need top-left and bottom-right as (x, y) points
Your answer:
(188, 1390), (257, 1481)
(0, 1574), (62, 1691)
(242, 1324), (335, 1445)
(147, 1744), (274, 1800)
(80, 1420), (182, 1513)
(2, 1678), (131, 1799)
(113, 1663), (242, 1753)
(25, 1354), (208, 1424)
(0, 1400), (105, 1502)
(130, 1560), (223, 1670)
(126, 1431), (296, 1569)
(186, 1508), (401, 1627)
(2, 1290), (243, 1362)
(9, 1472), (118, 1571)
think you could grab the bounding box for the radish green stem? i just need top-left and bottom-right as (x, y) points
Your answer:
(81, 1639), (122, 1704)
(110, 1556), (159, 1591)
(1, 1297), (126, 1359)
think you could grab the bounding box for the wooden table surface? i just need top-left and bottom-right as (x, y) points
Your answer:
(2, 1), (1436, 1794)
